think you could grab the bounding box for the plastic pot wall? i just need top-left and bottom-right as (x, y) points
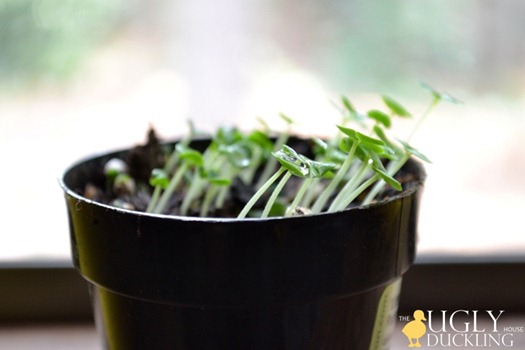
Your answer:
(60, 142), (425, 350)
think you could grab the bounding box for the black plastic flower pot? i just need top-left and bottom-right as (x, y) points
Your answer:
(60, 141), (425, 350)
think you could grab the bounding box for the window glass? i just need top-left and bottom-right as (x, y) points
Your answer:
(1, 0), (524, 261)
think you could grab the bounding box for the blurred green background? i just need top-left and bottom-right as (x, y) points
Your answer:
(2, 0), (524, 96)
(1, 0), (525, 260)
(0, 0), (121, 91)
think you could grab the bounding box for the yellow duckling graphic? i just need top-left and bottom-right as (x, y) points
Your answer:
(402, 309), (427, 348)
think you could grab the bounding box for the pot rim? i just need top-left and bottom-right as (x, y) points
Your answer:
(59, 140), (426, 223)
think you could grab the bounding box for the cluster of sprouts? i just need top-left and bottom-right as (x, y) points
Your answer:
(103, 84), (459, 218)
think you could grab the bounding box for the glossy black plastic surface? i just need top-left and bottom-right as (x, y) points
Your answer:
(91, 280), (398, 350)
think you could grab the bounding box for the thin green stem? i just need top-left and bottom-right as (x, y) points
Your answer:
(146, 186), (162, 213)
(200, 185), (220, 217)
(214, 163), (235, 209)
(301, 177), (323, 208)
(153, 162), (188, 214)
(311, 141), (359, 213)
(261, 171), (292, 218)
(362, 153), (409, 205)
(331, 174), (379, 212)
(237, 167), (286, 219)
(215, 186), (229, 209)
(241, 147), (263, 185)
(181, 156), (227, 216)
(329, 160), (371, 212)
(256, 133), (288, 188)
(180, 169), (203, 216)
(407, 98), (439, 142)
(164, 136), (192, 174)
(286, 177), (313, 217)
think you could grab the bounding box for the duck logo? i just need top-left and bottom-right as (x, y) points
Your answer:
(402, 309), (427, 348)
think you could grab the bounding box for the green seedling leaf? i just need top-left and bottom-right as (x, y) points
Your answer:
(279, 113), (294, 125)
(355, 131), (383, 146)
(308, 161), (337, 178)
(339, 138), (368, 160)
(198, 166), (209, 178)
(341, 96), (357, 115)
(420, 82), (441, 101)
(256, 116), (271, 132)
(219, 144), (251, 168)
(272, 145), (309, 177)
(113, 173), (136, 195)
(336, 125), (358, 141)
(441, 93), (462, 104)
(355, 131), (386, 155)
(326, 147), (347, 164)
(149, 169), (169, 189)
(338, 137), (358, 154)
(367, 109), (392, 128)
(355, 144), (373, 161)
(338, 126), (387, 155)
(312, 137), (328, 152)
(382, 95), (412, 118)
(339, 96), (367, 124)
(321, 171), (335, 179)
(369, 153), (402, 191)
(398, 140), (432, 163)
(247, 130), (274, 151)
(114, 173), (134, 186)
(203, 167), (232, 185)
(176, 144), (204, 166)
(208, 177), (232, 186)
(373, 125), (404, 158)
(420, 82), (463, 104)
(372, 165), (402, 191)
(338, 137), (352, 153)
(215, 126), (244, 145)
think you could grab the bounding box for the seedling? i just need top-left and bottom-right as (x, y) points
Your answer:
(237, 145), (336, 219)
(102, 84), (458, 218)
(149, 143), (204, 214)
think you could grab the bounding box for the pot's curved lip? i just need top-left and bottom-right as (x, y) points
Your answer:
(58, 143), (425, 224)
(59, 179), (423, 225)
